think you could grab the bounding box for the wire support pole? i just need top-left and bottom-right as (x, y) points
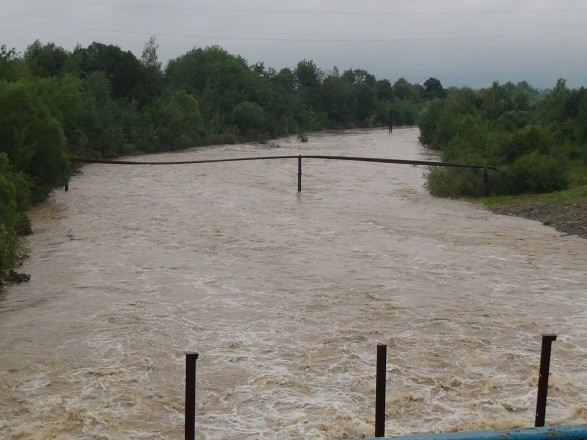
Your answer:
(298, 155), (302, 192)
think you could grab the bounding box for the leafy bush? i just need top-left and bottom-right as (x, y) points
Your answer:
(230, 101), (265, 137)
(0, 81), (69, 190)
(388, 99), (420, 126)
(506, 152), (568, 194)
(499, 125), (552, 163)
(427, 165), (509, 198)
(0, 155), (29, 287)
(0, 225), (28, 288)
(419, 80), (586, 197)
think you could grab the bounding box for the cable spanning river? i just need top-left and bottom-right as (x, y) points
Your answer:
(1, 128), (585, 439)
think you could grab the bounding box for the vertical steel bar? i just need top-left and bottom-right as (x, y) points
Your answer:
(535, 334), (556, 427)
(185, 351), (199, 440)
(298, 155), (302, 192)
(375, 344), (387, 437)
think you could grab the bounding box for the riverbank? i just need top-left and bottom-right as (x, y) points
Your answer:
(483, 185), (587, 239)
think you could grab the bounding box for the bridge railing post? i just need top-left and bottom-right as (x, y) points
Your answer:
(375, 343), (387, 437)
(185, 351), (199, 440)
(535, 334), (556, 427)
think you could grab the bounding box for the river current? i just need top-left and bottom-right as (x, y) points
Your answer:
(1, 128), (585, 439)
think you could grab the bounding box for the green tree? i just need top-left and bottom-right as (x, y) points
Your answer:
(507, 151), (568, 193)
(230, 101), (265, 137)
(272, 68), (296, 93)
(356, 84), (377, 124)
(294, 59), (323, 111)
(79, 72), (126, 157)
(375, 79), (393, 101)
(137, 36), (164, 105)
(0, 81), (69, 193)
(321, 75), (355, 126)
(294, 59), (322, 90)
(68, 42), (147, 103)
(392, 77), (413, 100)
(24, 40), (69, 77)
(423, 77), (445, 100)
(341, 69), (375, 87)
(153, 90), (205, 149)
(0, 45), (30, 82)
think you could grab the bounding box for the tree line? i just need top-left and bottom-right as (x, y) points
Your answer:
(0, 38), (445, 286)
(418, 80), (587, 197)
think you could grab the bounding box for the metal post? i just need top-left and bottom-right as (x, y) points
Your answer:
(185, 351), (199, 440)
(535, 334), (556, 427)
(375, 344), (387, 437)
(298, 155), (302, 192)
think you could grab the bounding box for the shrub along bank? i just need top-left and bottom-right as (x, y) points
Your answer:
(418, 80), (587, 197)
(418, 80), (586, 237)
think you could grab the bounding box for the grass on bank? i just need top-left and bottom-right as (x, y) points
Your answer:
(482, 185), (586, 238)
(483, 184), (586, 208)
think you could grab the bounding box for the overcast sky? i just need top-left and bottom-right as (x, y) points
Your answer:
(1, 0), (586, 88)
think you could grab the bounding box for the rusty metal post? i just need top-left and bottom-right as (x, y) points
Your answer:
(298, 155), (302, 192)
(375, 344), (387, 437)
(185, 351), (199, 440)
(535, 334), (556, 427)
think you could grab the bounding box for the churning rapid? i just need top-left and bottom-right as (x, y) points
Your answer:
(0, 128), (585, 439)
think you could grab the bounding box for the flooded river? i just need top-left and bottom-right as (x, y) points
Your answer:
(1, 128), (585, 439)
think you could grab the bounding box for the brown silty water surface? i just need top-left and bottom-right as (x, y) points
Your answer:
(0, 128), (585, 439)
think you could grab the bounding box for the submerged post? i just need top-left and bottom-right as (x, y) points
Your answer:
(375, 344), (387, 437)
(298, 155), (302, 192)
(535, 334), (556, 427)
(185, 351), (199, 440)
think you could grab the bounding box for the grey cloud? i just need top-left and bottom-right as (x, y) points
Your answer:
(1, 0), (586, 88)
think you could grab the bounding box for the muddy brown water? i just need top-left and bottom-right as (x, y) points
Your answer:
(1, 128), (585, 439)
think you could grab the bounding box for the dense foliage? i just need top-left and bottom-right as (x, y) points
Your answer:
(418, 80), (587, 197)
(1, 39), (438, 286)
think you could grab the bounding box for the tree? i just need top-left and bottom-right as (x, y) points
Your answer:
(67, 42), (146, 102)
(0, 81), (69, 192)
(80, 72), (126, 157)
(356, 84), (377, 123)
(294, 59), (323, 111)
(138, 36), (164, 104)
(153, 91), (205, 149)
(250, 61), (267, 77)
(166, 46), (250, 95)
(230, 101), (265, 136)
(34, 75), (93, 154)
(294, 59), (322, 90)
(341, 69), (375, 86)
(268, 68), (293, 93)
(24, 40), (69, 77)
(375, 79), (393, 101)
(320, 75), (355, 126)
(141, 36), (161, 71)
(423, 77), (445, 100)
(392, 77), (413, 100)
(0, 45), (30, 82)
